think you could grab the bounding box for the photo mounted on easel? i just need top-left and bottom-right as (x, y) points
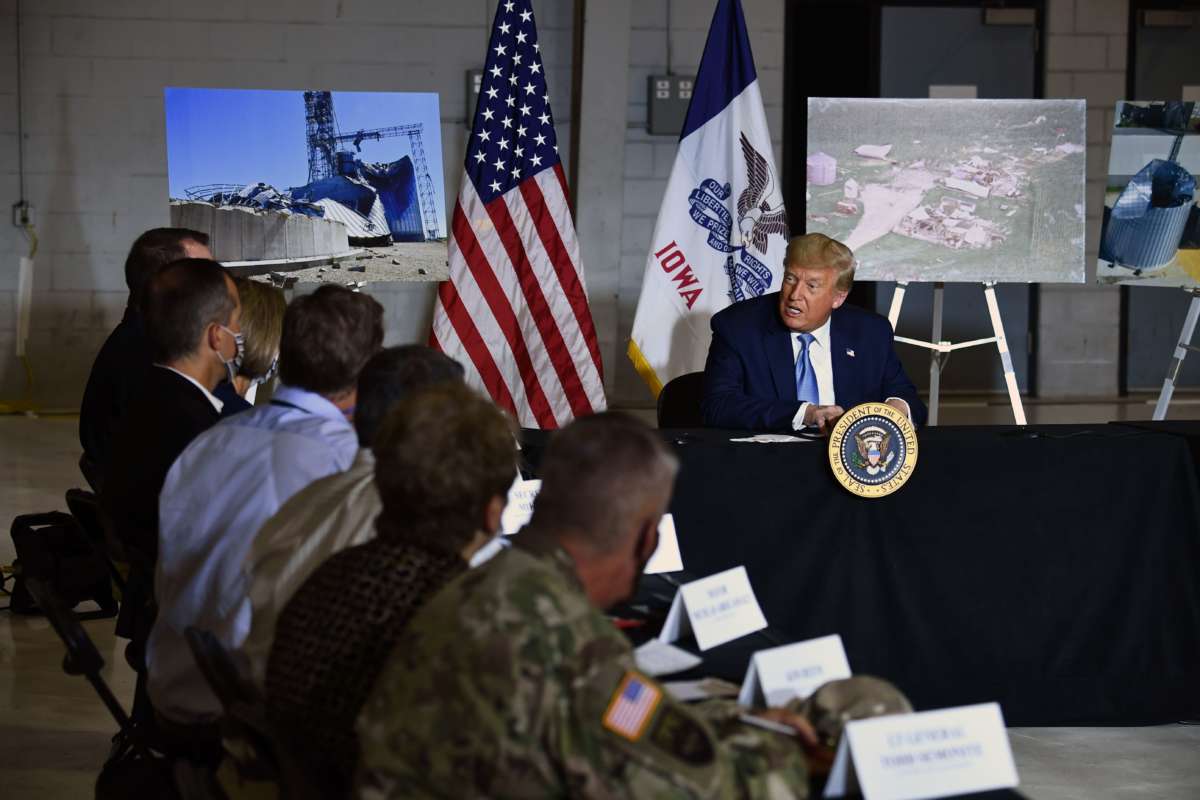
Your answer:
(1096, 101), (1200, 287)
(164, 87), (448, 285)
(806, 98), (1087, 283)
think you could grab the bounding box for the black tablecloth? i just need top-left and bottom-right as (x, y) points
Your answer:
(521, 424), (1200, 726)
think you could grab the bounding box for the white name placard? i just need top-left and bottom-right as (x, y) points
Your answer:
(644, 513), (683, 574)
(500, 478), (541, 535)
(738, 634), (852, 707)
(825, 702), (1019, 800)
(658, 566), (768, 651)
(633, 638), (702, 677)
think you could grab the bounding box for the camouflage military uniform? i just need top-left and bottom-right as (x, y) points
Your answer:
(355, 536), (809, 799)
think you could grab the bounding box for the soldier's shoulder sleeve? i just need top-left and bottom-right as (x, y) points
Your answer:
(549, 605), (810, 800)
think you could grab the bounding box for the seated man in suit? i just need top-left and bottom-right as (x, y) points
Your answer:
(101, 258), (242, 567)
(701, 233), (926, 432)
(99, 258), (241, 725)
(79, 227), (212, 490)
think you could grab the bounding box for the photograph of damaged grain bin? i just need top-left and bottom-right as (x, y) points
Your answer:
(1096, 100), (1200, 288)
(165, 88), (448, 286)
(805, 98), (1086, 284)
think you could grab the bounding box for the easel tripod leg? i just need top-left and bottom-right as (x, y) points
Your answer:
(983, 284), (1027, 426)
(1153, 293), (1200, 421)
(928, 282), (945, 427)
(887, 282), (908, 331)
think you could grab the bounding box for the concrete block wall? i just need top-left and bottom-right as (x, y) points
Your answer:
(0, 0), (1141, 412)
(0, 0), (575, 409)
(1038, 0), (1127, 398)
(612, 0), (784, 408)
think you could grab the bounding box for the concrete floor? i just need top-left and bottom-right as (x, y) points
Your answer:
(2, 408), (1200, 798)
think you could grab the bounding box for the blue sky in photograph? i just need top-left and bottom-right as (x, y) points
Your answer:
(164, 88), (446, 231)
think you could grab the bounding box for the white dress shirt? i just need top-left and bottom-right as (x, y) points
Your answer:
(789, 316), (911, 430)
(156, 364), (224, 414)
(148, 385), (358, 723)
(790, 317), (835, 430)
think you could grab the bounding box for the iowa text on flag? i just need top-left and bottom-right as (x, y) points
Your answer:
(627, 0), (787, 395)
(432, 0), (605, 428)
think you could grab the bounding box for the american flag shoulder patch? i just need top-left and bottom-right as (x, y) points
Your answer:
(602, 671), (662, 742)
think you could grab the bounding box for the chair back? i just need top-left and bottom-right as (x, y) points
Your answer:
(184, 628), (326, 800)
(183, 627), (255, 711)
(656, 371), (706, 428)
(65, 488), (126, 591)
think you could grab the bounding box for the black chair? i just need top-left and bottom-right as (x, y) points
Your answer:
(78, 452), (103, 494)
(65, 488), (126, 593)
(24, 575), (140, 746)
(656, 371), (706, 428)
(184, 627), (324, 800)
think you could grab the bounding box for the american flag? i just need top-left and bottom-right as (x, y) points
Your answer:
(431, 0), (605, 428)
(602, 673), (662, 741)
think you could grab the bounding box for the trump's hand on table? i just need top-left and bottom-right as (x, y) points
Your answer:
(805, 404), (845, 434)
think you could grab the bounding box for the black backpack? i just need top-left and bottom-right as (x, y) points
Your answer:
(5, 510), (118, 620)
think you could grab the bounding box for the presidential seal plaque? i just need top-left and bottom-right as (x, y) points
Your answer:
(827, 402), (918, 498)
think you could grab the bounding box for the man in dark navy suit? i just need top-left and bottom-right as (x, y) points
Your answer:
(79, 228), (213, 490)
(702, 233), (926, 432)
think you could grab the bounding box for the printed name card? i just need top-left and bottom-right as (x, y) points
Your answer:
(658, 566), (768, 651)
(500, 478), (541, 535)
(644, 514), (683, 574)
(825, 702), (1019, 800)
(738, 634), (852, 707)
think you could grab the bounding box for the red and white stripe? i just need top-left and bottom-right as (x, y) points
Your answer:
(432, 164), (606, 428)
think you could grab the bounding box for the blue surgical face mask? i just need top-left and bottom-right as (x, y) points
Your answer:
(218, 324), (245, 384)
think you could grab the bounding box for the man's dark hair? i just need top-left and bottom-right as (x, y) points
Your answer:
(278, 285), (384, 396)
(142, 258), (236, 364)
(373, 383), (517, 552)
(125, 228), (210, 308)
(533, 412), (679, 553)
(355, 346), (465, 446)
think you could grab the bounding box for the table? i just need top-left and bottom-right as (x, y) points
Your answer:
(521, 424), (1200, 726)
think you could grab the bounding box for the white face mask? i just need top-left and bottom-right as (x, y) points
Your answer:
(253, 354), (279, 387)
(217, 324), (245, 384)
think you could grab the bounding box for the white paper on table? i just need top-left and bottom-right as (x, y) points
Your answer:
(662, 677), (741, 702)
(468, 535), (509, 567)
(645, 514), (683, 574)
(729, 434), (811, 443)
(500, 478), (541, 535)
(634, 638), (702, 677)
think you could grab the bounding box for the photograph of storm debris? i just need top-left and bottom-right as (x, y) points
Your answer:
(806, 97), (1086, 284)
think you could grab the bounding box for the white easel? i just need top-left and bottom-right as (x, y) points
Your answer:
(886, 281), (1027, 426)
(1152, 287), (1200, 421)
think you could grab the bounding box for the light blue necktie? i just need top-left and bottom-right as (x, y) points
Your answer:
(794, 332), (818, 404)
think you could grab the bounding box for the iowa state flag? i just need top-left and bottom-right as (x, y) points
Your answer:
(627, 0), (787, 395)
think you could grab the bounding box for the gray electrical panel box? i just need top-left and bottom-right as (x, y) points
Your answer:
(466, 69), (483, 124)
(647, 75), (695, 136)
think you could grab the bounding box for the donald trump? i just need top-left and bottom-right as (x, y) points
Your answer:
(701, 233), (926, 432)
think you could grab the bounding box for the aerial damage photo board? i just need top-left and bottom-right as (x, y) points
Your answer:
(805, 98), (1087, 284)
(1096, 101), (1200, 287)
(165, 88), (448, 284)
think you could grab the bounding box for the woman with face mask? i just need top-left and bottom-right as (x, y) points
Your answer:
(214, 277), (287, 416)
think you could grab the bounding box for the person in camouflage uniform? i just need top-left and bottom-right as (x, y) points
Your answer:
(356, 412), (814, 799)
